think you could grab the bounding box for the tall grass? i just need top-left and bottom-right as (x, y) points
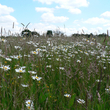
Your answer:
(0, 35), (110, 110)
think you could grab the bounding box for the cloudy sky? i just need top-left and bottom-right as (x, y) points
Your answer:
(0, 0), (110, 36)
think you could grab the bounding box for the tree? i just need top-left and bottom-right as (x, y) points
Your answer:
(46, 30), (53, 37)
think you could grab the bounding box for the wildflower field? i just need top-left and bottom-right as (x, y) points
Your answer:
(0, 35), (110, 110)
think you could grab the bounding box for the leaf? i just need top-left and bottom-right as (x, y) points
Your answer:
(68, 94), (76, 108)
(39, 93), (49, 103)
(97, 104), (101, 110)
(50, 84), (53, 88)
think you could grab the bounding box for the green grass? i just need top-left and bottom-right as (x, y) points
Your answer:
(0, 36), (110, 110)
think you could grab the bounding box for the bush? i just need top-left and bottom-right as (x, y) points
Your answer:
(46, 30), (53, 37)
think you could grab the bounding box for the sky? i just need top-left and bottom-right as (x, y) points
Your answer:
(0, 0), (110, 36)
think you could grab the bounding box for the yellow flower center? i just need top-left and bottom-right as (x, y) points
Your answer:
(33, 51), (36, 54)
(3, 67), (7, 70)
(36, 76), (38, 79)
(46, 86), (49, 88)
(28, 106), (30, 109)
(19, 70), (22, 72)
(18, 56), (20, 58)
(28, 102), (30, 104)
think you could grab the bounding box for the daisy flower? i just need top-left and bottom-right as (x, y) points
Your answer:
(28, 71), (37, 74)
(21, 84), (29, 87)
(10, 54), (22, 59)
(59, 67), (64, 70)
(14, 46), (21, 49)
(77, 60), (81, 63)
(25, 100), (34, 110)
(36, 48), (41, 52)
(15, 68), (25, 73)
(105, 86), (110, 94)
(5, 58), (12, 61)
(96, 79), (102, 82)
(64, 94), (71, 98)
(90, 41), (95, 45)
(0, 65), (10, 71)
(46, 65), (51, 68)
(1, 39), (7, 43)
(17, 76), (22, 78)
(84, 51), (89, 55)
(56, 58), (61, 61)
(30, 51), (38, 55)
(31, 75), (42, 81)
(77, 99), (85, 104)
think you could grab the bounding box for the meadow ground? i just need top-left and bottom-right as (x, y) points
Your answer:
(0, 35), (110, 110)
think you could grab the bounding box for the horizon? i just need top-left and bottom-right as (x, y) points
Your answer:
(0, 0), (110, 36)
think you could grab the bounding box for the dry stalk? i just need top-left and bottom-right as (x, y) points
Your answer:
(1, 27), (2, 36)
(0, 73), (9, 84)
(12, 22), (14, 29)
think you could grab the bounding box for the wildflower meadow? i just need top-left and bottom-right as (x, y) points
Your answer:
(0, 35), (110, 110)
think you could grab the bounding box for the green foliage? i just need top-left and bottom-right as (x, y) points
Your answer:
(39, 92), (49, 104)
(0, 36), (110, 109)
(68, 94), (76, 108)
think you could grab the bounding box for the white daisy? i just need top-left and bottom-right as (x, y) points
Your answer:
(5, 58), (12, 61)
(77, 99), (85, 104)
(77, 60), (81, 63)
(28, 71), (37, 74)
(64, 94), (71, 98)
(0, 65), (10, 71)
(31, 75), (42, 81)
(25, 100), (34, 110)
(15, 68), (25, 73)
(21, 84), (29, 87)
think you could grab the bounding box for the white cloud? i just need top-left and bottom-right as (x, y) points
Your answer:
(33, 0), (89, 14)
(62, 27), (78, 35)
(41, 12), (69, 23)
(35, 7), (54, 13)
(0, 4), (14, 15)
(33, 0), (89, 7)
(78, 27), (88, 32)
(0, 15), (18, 24)
(29, 23), (57, 35)
(84, 17), (110, 25)
(24, 22), (110, 36)
(101, 11), (110, 18)
(104, 23), (110, 27)
(97, 27), (103, 30)
(0, 4), (20, 36)
(87, 27), (104, 34)
(29, 23), (78, 36)
(73, 20), (79, 23)
(68, 8), (81, 14)
(0, 15), (20, 35)
(107, 27), (110, 31)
